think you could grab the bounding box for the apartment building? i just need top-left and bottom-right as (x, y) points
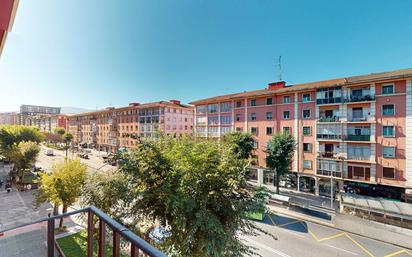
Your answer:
(67, 100), (194, 153)
(18, 104), (61, 126)
(0, 112), (18, 125)
(190, 68), (412, 202)
(33, 114), (69, 133)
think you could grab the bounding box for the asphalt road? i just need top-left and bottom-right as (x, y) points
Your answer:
(37, 145), (115, 173)
(245, 213), (411, 257)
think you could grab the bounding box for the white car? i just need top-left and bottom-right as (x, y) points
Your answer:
(44, 149), (54, 156)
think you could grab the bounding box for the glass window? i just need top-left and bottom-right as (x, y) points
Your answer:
(236, 101), (242, 108)
(283, 111), (290, 119)
(283, 127), (291, 134)
(220, 102), (232, 112)
(383, 167), (395, 179)
(302, 94), (311, 102)
(220, 115), (232, 125)
(251, 113), (257, 121)
(253, 140), (258, 149)
(221, 127), (232, 135)
(266, 127), (273, 135)
(302, 109), (311, 119)
(303, 143), (312, 152)
(382, 84), (394, 95)
(236, 113), (241, 121)
(382, 104), (395, 116)
(266, 98), (273, 105)
(236, 127), (243, 132)
(196, 105), (207, 114)
(303, 126), (311, 136)
(283, 96), (290, 104)
(208, 104), (218, 113)
(303, 160), (312, 169)
(207, 116), (219, 125)
(383, 147), (395, 158)
(266, 112), (273, 120)
(251, 127), (258, 135)
(251, 99), (256, 106)
(383, 126), (395, 137)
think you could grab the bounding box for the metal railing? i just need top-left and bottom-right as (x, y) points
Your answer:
(0, 205), (167, 257)
(316, 134), (343, 140)
(345, 134), (370, 141)
(344, 95), (375, 103)
(318, 116), (340, 122)
(316, 169), (342, 178)
(318, 151), (340, 159)
(316, 97), (342, 105)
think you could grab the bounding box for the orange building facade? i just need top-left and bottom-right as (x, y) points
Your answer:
(190, 69), (412, 202)
(67, 100), (194, 153)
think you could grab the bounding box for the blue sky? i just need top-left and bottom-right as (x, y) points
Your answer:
(1, 0), (412, 111)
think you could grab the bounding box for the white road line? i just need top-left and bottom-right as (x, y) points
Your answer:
(247, 238), (291, 257)
(323, 243), (359, 256)
(278, 228), (306, 238)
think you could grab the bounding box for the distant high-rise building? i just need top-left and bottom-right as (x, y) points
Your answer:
(18, 104), (61, 125)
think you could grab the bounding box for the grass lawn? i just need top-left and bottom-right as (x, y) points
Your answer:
(57, 231), (128, 257)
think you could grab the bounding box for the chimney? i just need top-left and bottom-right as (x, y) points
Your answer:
(170, 100), (181, 105)
(267, 81), (286, 90)
(129, 103), (140, 107)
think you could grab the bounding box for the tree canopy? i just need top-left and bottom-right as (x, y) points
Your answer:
(80, 135), (269, 256)
(0, 125), (44, 159)
(222, 132), (255, 160)
(53, 127), (66, 137)
(265, 133), (295, 194)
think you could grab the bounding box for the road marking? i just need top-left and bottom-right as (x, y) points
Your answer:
(247, 238), (291, 257)
(278, 220), (302, 228)
(280, 227), (306, 238)
(345, 234), (375, 257)
(384, 249), (407, 257)
(324, 243), (359, 256)
(268, 214), (278, 225)
(318, 232), (346, 242)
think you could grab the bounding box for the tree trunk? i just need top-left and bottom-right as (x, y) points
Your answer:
(53, 204), (59, 216)
(65, 144), (68, 159)
(275, 168), (280, 194)
(59, 204), (67, 229)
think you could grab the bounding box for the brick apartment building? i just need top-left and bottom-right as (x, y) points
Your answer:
(0, 112), (18, 125)
(190, 68), (412, 202)
(33, 114), (69, 133)
(67, 100), (194, 153)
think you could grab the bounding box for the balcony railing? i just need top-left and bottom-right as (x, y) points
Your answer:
(316, 169), (342, 178)
(316, 134), (343, 140)
(344, 95), (375, 103)
(345, 134), (370, 141)
(347, 115), (374, 122)
(318, 116), (340, 122)
(318, 151), (342, 159)
(0, 206), (166, 257)
(316, 97), (342, 105)
(347, 155), (370, 161)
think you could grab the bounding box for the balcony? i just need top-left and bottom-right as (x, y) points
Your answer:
(318, 151), (342, 159)
(345, 134), (370, 141)
(344, 94), (375, 103)
(316, 97), (342, 105)
(0, 206), (166, 257)
(347, 155), (370, 161)
(318, 116), (340, 122)
(317, 160), (342, 178)
(347, 115), (374, 122)
(316, 134), (342, 140)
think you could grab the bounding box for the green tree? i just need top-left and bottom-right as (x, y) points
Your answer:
(9, 141), (40, 186)
(62, 132), (73, 158)
(53, 127), (66, 137)
(222, 132), (255, 160)
(0, 125), (44, 160)
(113, 135), (269, 257)
(265, 133), (296, 194)
(35, 159), (87, 228)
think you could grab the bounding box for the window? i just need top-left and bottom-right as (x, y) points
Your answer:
(283, 111), (290, 119)
(208, 116), (219, 125)
(236, 101), (242, 108)
(283, 96), (290, 104)
(251, 127), (258, 135)
(196, 105), (207, 114)
(383, 126), (395, 137)
(253, 140), (258, 149)
(266, 98), (273, 105)
(283, 127), (291, 134)
(251, 99), (256, 106)
(382, 104), (395, 116)
(266, 127), (273, 135)
(303, 126), (312, 136)
(302, 94), (311, 102)
(196, 116), (207, 125)
(303, 143), (312, 152)
(236, 114), (241, 121)
(303, 160), (312, 169)
(382, 84), (394, 95)
(266, 112), (273, 120)
(220, 115), (232, 125)
(220, 102), (232, 112)
(383, 147), (395, 158)
(383, 167), (395, 179)
(208, 104), (218, 113)
(236, 127), (243, 132)
(302, 109), (311, 119)
(251, 113), (257, 121)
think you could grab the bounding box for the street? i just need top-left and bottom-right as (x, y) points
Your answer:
(245, 213), (411, 257)
(37, 145), (115, 173)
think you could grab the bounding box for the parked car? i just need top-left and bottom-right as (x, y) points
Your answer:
(78, 153), (89, 159)
(44, 149), (54, 156)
